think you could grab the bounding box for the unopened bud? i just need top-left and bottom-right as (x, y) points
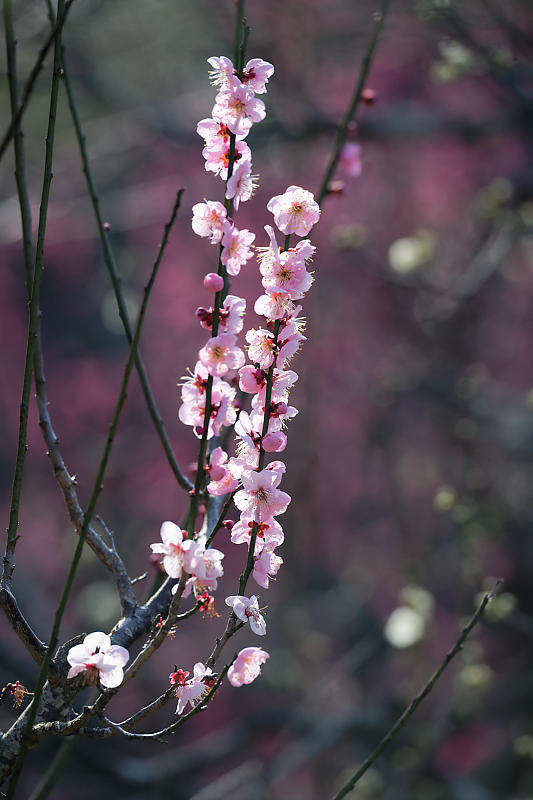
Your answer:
(203, 272), (224, 292)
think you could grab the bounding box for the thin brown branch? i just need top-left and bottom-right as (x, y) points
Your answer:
(331, 583), (500, 799)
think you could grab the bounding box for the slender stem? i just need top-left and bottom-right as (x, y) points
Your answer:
(2, 0), (65, 593)
(27, 739), (75, 800)
(4, 1), (67, 792)
(316, 0), (390, 205)
(331, 585), (499, 799)
(205, 491), (237, 548)
(2, 0), (133, 620)
(0, 0), (76, 163)
(57, 46), (192, 492)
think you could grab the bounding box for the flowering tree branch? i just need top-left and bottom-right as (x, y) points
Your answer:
(316, 0), (390, 204)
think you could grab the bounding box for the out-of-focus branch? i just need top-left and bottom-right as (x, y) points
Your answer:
(316, 0), (390, 205)
(2, 0), (134, 619)
(0, 587), (47, 668)
(330, 584), (499, 799)
(0, 0), (76, 163)
(58, 47), (193, 493)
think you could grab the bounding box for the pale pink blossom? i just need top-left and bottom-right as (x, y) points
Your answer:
(234, 468), (291, 521)
(199, 333), (245, 377)
(225, 595), (266, 635)
(225, 160), (257, 210)
(245, 328), (276, 370)
(267, 185), (320, 236)
(191, 201), (230, 244)
(207, 448), (240, 495)
(228, 647), (269, 687)
(203, 139), (251, 180)
(150, 521), (198, 578)
(67, 632), (129, 689)
(197, 118), (246, 146)
(178, 368), (237, 438)
(340, 142), (362, 177)
(213, 84), (266, 136)
(176, 662), (214, 714)
(257, 368), (298, 403)
(231, 514), (284, 549)
(241, 58), (274, 94)
(238, 365), (267, 394)
(197, 294), (246, 335)
(253, 544), (283, 588)
(254, 292), (293, 320)
(207, 56), (240, 90)
(221, 226), (255, 276)
(187, 545), (225, 589)
(262, 431), (287, 452)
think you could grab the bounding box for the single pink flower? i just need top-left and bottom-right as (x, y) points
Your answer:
(228, 647), (269, 687)
(191, 201), (230, 244)
(199, 333), (245, 377)
(245, 328), (276, 370)
(225, 160), (257, 210)
(267, 185), (320, 236)
(150, 521), (198, 578)
(241, 58), (274, 94)
(221, 226), (255, 276)
(234, 468), (291, 521)
(253, 544), (283, 588)
(176, 662), (214, 714)
(67, 632), (129, 689)
(230, 514), (284, 550)
(226, 595), (266, 635)
(203, 138), (251, 180)
(213, 84), (266, 136)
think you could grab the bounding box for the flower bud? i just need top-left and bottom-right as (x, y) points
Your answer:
(262, 431), (287, 452)
(203, 272), (224, 292)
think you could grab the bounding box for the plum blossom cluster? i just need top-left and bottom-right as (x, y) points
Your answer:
(155, 56), (318, 714)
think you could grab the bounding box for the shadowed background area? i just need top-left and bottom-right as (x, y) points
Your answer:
(1, 0), (533, 798)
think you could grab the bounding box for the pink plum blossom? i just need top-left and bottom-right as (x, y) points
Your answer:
(207, 56), (240, 90)
(238, 365), (267, 394)
(225, 159), (257, 210)
(199, 333), (245, 377)
(213, 84), (266, 136)
(225, 595), (266, 635)
(191, 201), (230, 244)
(267, 185), (320, 236)
(254, 292), (293, 320)
(150, 521), (198, 579)
(197, 118), (246, 146)
(221, 226), (255, 276)
(234, 468), (291, 521)
(228, 647), (269, 687)
(245, 328), (276, 370)
(262, 430), (287, 452)
(241, 58), (275, 94)
(253, 544), (283, 588)
(230, 514), (284, 549)
(67, 632), (129, 688)
(203, 139), (251, 180)
(176, 662), (215, 714)
(197, 294), (246, 335)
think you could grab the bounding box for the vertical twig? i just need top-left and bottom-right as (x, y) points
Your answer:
(331, 586), (499, 799)
(316, 0), (390, 205)
(3, 0), (67, 793)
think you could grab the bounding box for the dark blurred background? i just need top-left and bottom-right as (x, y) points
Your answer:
(2, 0), (533, 797)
